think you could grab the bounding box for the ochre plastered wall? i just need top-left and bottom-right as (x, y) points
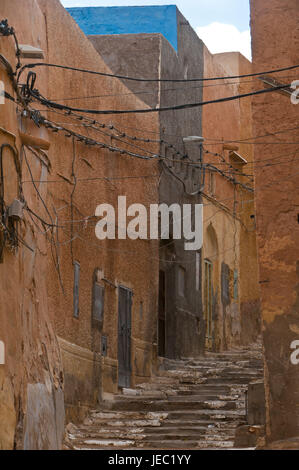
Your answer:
(38, 0), (160, 420)
(250, 0), (299, 445)
(0, 0), (160, 445)
(0, 0), (64, 449)
(202, 46), (260, 350)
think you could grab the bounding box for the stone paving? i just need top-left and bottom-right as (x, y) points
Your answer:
(65, 343), (263, 450)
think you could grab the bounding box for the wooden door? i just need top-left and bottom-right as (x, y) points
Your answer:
(118, 286), (132, 388)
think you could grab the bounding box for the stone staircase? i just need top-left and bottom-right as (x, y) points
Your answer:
(65, 343), (263, 450)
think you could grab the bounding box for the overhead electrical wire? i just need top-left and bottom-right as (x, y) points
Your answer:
(28, 82), (292, 115)
(44, 74), (298, 102)
(29, 107), (296, 175)
(202, 150), (299, 167)
(22, 147), (299, 232)
(33, 106), (299, 147)
(28, 107), (298, 185)
(20, 104), (296, 188)
(31, 107), (298, 173)
(40, 115), (153, 160)
(3, 29), (296, 185)
(26, 94), (295, 182)
(32, 106), (252, 178)
(56, 225), (248, 265)
(17, 148), (299, 184)
(204, 126), (299, 144)
(25, 195), (256, 229)
(38, 113), (254, 190)
(26, 160), (299, 246)
(1, 19), (296, 273)
(17, 61), (299, 83)
(29, 106), (189, 160)
(2, 19), (296, 148)
(97, 120), (299, 144)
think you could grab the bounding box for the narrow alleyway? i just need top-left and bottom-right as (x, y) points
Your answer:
(65, 343), (263, 450)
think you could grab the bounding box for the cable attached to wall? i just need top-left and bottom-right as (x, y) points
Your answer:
(0, 144), (23, 259)
(0, 19), (21, 72)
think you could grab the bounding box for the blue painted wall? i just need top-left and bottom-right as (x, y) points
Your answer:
(67, 5), (178, 51)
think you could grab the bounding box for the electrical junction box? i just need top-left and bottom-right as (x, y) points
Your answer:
(19, 44), (44, 59)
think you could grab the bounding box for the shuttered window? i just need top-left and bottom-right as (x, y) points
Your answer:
(92, 282), (105, 323)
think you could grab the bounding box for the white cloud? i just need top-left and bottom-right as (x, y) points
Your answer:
(196, 22), (251, 60)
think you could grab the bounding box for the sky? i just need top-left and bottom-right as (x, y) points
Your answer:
(61, 0), (252, 60)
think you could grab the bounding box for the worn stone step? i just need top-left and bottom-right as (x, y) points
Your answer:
(172, 363), (262, 370)
(157, 370), (204, 378)
(157, 419), (239, 429)
(94, 411), (245, 427)
(69, 429), (146, 440)
(84, 419), (240, 433)
(220, 369), (263, 375)
(142, 432), (233, 441)
(137, 439), (235, 449)
(71, 421), (238, 440)
(116, 395), (168, 401)
(72, 429), (235, 443)
(176, 389), (233, 397)
(203, 370), (262, 376)
(88, 419), (164, 428)
(205, 377), (260, 385)
(133, 388), (238, 397)
(73, 439), (136, 449)
(185, 360), (262, 368)
(90, 411), (166, 419)
(145, 425), (211, 434)
(206, 354), (261, 361)
(137, 383), (233, 393)
(217, 368), (261, 374)
(90, 409), (246, 422)
(143, 428), (235, 440)
(205, 354), (259, 361)
(145, 383), (242, 391)
(167, 409), (246, 421)
(167, 394), (242, 402)
(65, 343), (263, 451)
(152, 377), (180, 384)
(115, 393), (242, 402)
(103, 399), (238, 412)
(137, 439), (202, 449)
(196, 440), (235, 449)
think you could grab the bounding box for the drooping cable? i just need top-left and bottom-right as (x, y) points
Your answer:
(27, 82), (292, 116)
(17, 61), (299, 83)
